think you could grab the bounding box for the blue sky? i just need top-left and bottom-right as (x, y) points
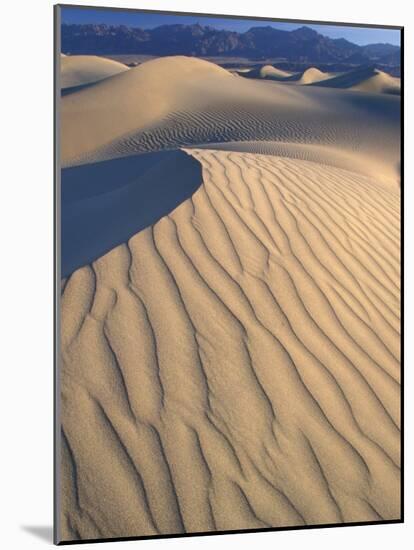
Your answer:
(61, 7), (400, 46)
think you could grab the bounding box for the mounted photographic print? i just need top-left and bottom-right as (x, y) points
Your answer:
(54, 4), (403, 545)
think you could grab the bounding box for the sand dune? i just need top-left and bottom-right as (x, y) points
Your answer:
(260, 65), (292, 79)
(61, 150), (202, 277)
(311, 66), (400, 95)
(241, 65), (294, 80)
(240, 66), (331, 85)
(61, 54), (129, 90)
(60, 147), (400, 541)
(194, 140), (397, 187)
(61, 56), (400, 186)
(240, 64), (399, 95)
(296, 67), (331, 85)
(59, 55), (400, 542)
(350, 70), (400, 95)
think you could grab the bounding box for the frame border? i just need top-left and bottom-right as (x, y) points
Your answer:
(54, 4), (62, 546)
(53, 4), (404, 545)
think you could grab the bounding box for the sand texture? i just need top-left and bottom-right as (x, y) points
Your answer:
(59, 56), (401, 542)
(61, 57), (399, 185)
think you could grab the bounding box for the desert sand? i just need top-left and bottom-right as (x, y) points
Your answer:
(59, 55), (401, 541)
(240, 63), (400, 95)
(242, 65), (294, 80)
(240, 66), (332, 84)
(60, 54), (129, 90)
(348, 70), (400, 94)
(61, 57), (399, 185)
(312, 66), (401, 94)
(295, 67), (332, 84)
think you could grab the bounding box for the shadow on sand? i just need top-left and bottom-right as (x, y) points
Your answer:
(61, 149), (202, 278)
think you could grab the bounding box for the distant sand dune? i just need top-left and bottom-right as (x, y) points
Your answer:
(240, 63), (399, 95)
(241, 65), (294, 80)
(240, 65), (331, 85)
(61, 54), (129, 90)
(311, 66), (401, 95)
(295, 67), (331, 85)
(61, 56), (400, 186)
(60, 149), (400, 541)
(260, 65), (293, 79)
(350, 70), (400, 95)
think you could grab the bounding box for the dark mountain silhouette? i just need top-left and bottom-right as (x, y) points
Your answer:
(61, 23), (400, 67)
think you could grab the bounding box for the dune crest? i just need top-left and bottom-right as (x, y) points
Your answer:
(242, 65), (293, 81)
(61, 56), (232, 163)
(61, 54), (129, 90)
(260, 65), (292, 79)
(311, 66), (400, 95)
(240, 63), (399, 95)
(60, 148), (400, 541)
(297, 67), (331, 85)
(350, 70), (400, 95)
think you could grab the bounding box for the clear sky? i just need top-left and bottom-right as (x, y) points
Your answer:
(61, 7), (401, 46)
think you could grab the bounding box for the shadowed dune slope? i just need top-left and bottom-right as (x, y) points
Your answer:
(60, 148), (400, 541)
(61, 54), (129, 90)
(312, 66), (400, 95)
(350, 71), (400, 95)
(61, 56), (400, 186)
(61, 150), (202, 277)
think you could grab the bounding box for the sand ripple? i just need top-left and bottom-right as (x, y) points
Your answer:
(60, 150), (400, 541)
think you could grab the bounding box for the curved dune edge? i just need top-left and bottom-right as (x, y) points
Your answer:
(241, 65), (294, 80)
(350, 71), (400, 95)
(60, 148), (400, 541)
(296, 67), (331, 85)
(61, 150), (203, 277)
(192, 140), (398, 188)
(61, 54), (129, 89)
(260, 65), (293, 79)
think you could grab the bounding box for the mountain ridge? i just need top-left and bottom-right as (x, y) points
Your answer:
(61, 23), (400, 68)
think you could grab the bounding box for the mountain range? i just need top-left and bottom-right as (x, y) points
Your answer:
(61, 23), (400, 68)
